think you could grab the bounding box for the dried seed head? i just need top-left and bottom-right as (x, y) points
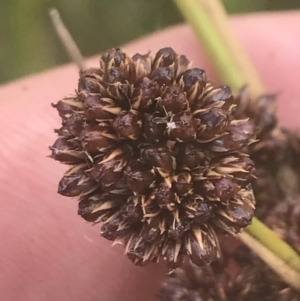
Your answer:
(50, 47), (256, 268)
(158, 259), (234, 301)
(233, 252), (300, 301)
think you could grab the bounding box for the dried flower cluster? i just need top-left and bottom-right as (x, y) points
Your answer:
(158, 249), (300, 301)
(234, 89), (300, 219)
(233, 245), (300, 301)
(157, 260), (234, 301)
(265, 197), (300, 253)
(50, 47), (256, 267)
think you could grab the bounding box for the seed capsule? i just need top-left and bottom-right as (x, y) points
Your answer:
(179, 68), (206, 103)
(142, 113), (167, 142)
(152, 47), (177, 69)
(159, 85), (188, 114)
(168, 111), (199, 141)
(50, 137), (84, 164)
(112, 110), (142, 140)
(80, 124), (118, 153)
(141, 145), (175, 177)
(124, 160), (155, 194)
(84, 95), (120, 121)
(58, 165), (97, 197)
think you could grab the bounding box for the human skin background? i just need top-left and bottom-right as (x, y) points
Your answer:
(0, 12), (300, 301)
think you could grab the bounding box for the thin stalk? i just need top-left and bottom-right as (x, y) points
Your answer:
(197, 0), (265, 98)
(172, 0), (265, 98)
(239, 231), (300, 291)
(49, 8), (87, 70)
(172, 0), (245, 91)
(245, 217), (300, 274)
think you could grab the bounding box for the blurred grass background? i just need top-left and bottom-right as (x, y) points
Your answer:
(1, 0), (299, 84)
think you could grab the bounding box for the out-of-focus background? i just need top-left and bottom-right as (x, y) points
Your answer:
(1, 0), (299, 84)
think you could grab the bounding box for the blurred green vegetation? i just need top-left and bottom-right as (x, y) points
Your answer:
(1, 0), (299, 84)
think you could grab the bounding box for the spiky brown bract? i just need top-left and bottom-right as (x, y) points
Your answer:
(50, 47), (256, 268)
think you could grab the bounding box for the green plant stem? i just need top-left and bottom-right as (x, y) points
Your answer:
(172, 0), (245, 90)
(245, 217), (300, 274)
(172, 0), (266, 98)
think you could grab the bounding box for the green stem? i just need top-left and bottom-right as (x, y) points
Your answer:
(172, 0), (245, 90)
(246, 217), (300, 274)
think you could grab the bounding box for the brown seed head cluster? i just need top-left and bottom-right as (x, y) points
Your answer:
(232, 246), (300, 301)
(158, 260), (234, 301)
(158, 250), (300, 301)
(50, 47), (256, 268)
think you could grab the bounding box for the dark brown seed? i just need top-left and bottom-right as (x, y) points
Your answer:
(100, 176), (131, 196)
(152, 47), (177, 68)
(78, 193), (126, 222)
(111, 110), (142, 140)
(131, 77), (159, 110)
(174, 54), (191, 78)
(141, 145), (175, 177)
(179, 68), (206, 103)
(90, 148), (128, 185)
(54, 126), (71, 137)
(211, 119), (255, 152)
(193, 201), (214, 224)
(52, 98), (83, 119)
(188, 228), (219, 266)
(50, 137), (84, 164)
(202, 85), (233, 108)
(64, 114), (83, 137)
(142, 113), (167, 142)
(125, 233), (150, 265)
(78, 76), (103, 94)
(172, 172), (193, 196)
(167, 218), (186, 241)
(105, 67), (126, 84)
(168, 111), (198, 141)
(196, 108), (229, 142)
(203, 177), (239, 202)
(153, 181), (176, 210)
(151, 67), (174, 86)
(58, 165), (97, 197)
(100, 48), (127, 70)
(214, 154), (255, 184)
(101, 214), (122, 240)
(163, 240), (184, 269)
(132, 52), (152, 78)
(176, 142), (207, 170)
(182, 197), (213, 223)
(217, 190), (255, 232)
(124, 160), (155, 194)
(141, 219), (160, 243)
(84, 95), (120, 121)
(121, 199), (143, 224)
(80, 124), (118, 152)
(159, 85), (188, 114)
